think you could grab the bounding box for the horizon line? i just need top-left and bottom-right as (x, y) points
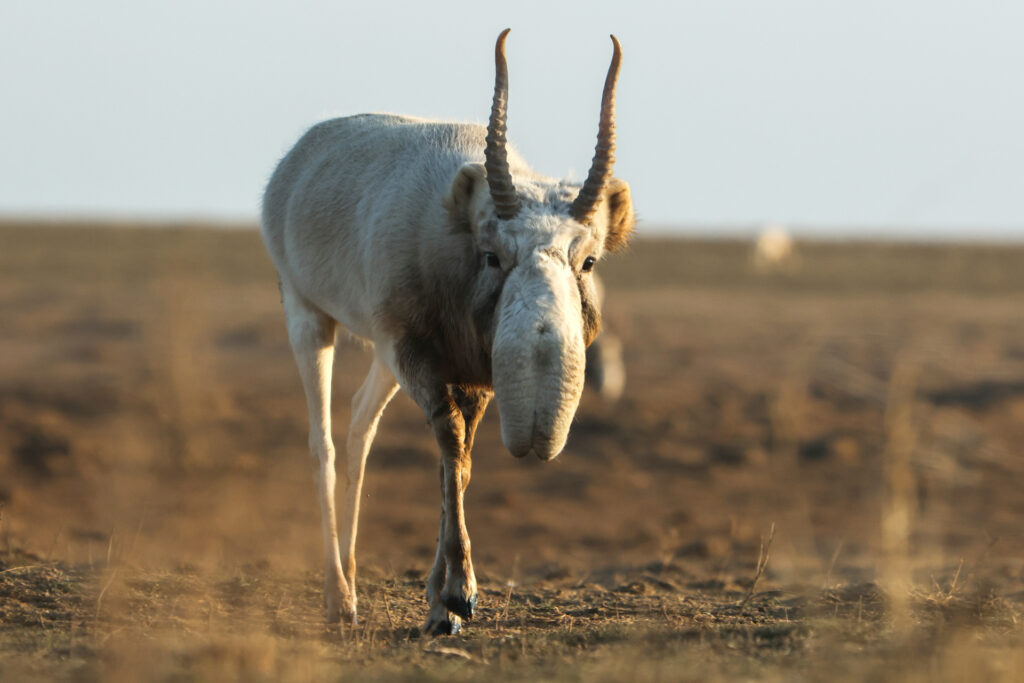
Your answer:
(1, 212), (1022, 245)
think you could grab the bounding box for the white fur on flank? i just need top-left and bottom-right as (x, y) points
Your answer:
(260, 36), (634, 635)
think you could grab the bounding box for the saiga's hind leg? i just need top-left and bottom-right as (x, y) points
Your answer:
(281, 287), (350, 623)
(338, 357), (398, 622)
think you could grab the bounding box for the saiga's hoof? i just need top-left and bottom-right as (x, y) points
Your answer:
(444, 593), (478, 620)
(424, 615), (462, 636)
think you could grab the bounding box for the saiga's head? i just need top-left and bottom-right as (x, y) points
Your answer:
(444, 29), (635, 461)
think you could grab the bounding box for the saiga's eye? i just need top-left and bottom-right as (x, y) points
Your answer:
(485, 252), (501, 268)
(581, 256), (596, 272)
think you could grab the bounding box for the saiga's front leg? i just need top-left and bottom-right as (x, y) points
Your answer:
(423, 386), (491, 635)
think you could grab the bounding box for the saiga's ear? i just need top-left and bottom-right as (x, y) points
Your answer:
(603, 178), (635, 253)
(443, 162), (487, 233)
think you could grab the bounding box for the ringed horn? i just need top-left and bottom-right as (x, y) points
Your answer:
(483, 29), (624, 225)
(484, 28), (521, 220)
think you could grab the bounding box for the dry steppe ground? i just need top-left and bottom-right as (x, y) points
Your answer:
(1, 222), (1024, 681)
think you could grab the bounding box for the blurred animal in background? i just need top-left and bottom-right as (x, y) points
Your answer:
(585, 274), (626, 402)
(260, 29), (633, 634)
(752, 223), (799, 273)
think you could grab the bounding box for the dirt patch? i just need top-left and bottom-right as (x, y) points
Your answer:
(1, 223), (1024, 680)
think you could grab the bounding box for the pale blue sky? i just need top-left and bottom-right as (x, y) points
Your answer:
(2, 0), (1023, 238)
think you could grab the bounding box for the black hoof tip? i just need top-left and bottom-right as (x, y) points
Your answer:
(444, 594), (477, 620)
(427, 618), (461, 636)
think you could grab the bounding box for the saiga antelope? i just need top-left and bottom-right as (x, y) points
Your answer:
(261, 29), (634, 635)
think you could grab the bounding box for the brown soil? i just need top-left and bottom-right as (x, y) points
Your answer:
(1, 222), (1023, 681)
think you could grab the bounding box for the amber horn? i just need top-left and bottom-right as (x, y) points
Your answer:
(484, 28), (521, 220)
(570, 35), (622, 225)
